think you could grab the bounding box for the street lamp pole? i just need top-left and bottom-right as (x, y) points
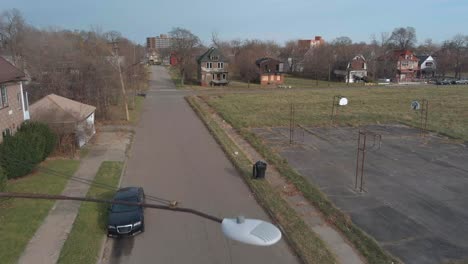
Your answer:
(0, 192), (282, 246)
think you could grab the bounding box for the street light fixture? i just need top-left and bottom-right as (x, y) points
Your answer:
(0, 192), (282, 246)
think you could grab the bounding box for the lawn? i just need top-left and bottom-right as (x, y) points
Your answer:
(0, 159), (80, 264)
(57, 161), (123, 264)
(284, 75), (363, 88)
(206, 85), (468, 140)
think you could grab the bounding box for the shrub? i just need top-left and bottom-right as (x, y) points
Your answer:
(0, 122), (58, 179)
(18, 122), (57, 159)
(0, 166), (6, 191)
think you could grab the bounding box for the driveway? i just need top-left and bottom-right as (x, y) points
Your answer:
(101, 66), (299, 264)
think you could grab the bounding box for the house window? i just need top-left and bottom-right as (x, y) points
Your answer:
(222, 74), (226, 79)
(2, 128), (11, 139)
(276, 64), (279, 72)
(426, 62), (433, 67)
(218, 62), (224, 69)
(207, 62), (212, 69)
(211, 56), (218, 60)
(17, 92), (22, 110)
(0, 86), (8, 108)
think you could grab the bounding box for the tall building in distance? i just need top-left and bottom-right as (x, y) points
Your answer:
(146, 34), (173, 51)
(298, 36), (325, 52)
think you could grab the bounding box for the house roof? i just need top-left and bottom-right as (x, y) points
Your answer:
(255, 57), (281, 66)
(197, 47), (226, 63)
(30, 94), (96, 124)
(0, 56), (26, 84)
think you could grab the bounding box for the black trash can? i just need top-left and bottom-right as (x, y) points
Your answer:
(253, 161), (267, 179)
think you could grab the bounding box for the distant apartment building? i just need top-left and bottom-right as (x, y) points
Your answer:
(146, 34), (173, 51)
(298, 36), (325, 51)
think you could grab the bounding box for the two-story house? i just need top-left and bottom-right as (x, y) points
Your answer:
(0, 57), (30, 142)
(197, 47), (229, 86)
(334, 55), (368, 83)
(255, 58), (285, 85)
(347, 55), (368, 83)
(394, 50), (419, 82)
(416, 55), (436, 79)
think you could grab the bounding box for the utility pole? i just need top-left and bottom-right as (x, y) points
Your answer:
(112, 42), (130, 121)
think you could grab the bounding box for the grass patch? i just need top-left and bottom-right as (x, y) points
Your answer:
(285, 75), (364, 88)
(187, 96), (336, 264)
(206, 85), (468, 140)
(57, 161), (123, 264)
(129, 96), (145, 124)
(0, 159), (80, 264)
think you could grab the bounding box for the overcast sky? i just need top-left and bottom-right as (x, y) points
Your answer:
(2, 0), (467, 46)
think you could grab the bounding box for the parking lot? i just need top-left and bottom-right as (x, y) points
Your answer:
(253, 124), (468, 264)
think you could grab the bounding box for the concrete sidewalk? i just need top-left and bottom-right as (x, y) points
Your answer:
(18, 131), (131, 264)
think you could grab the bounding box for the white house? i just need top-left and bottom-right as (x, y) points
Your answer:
(417, 55), (436, 78)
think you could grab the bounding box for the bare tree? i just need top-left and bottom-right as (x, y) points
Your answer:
(0, 8), (26, 66)
(440, 34), (468, 79)
(169, 27), (201, 85)
(389, 27), (417, 50)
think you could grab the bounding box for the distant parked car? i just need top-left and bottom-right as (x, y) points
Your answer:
(107, 187), (145, 237)
(455, 79), (468, 85)
(436, 79), (452, 85)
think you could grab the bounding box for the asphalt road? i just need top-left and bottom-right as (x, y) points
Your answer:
(104, 66), (300, 264)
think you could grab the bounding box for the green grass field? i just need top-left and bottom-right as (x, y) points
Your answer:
(206, 85), (468, 140)
(0, 160), (80, 264)
(57, 161), (123, 264)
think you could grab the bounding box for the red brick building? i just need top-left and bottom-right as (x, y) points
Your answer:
(0, 57), (30, 142)
(394, 50), (419, 82)
(256, 58), (285, 85)
(298, 36), (325, 52)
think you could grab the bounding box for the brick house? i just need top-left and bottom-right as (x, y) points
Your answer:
(255, 58), (285, 85)
(0, 57), (30, 143)
(378, 50), (419, 82)
(197, 47), (229, 86)
(395, 50), (419, 82)
(347, 55), (368, 83)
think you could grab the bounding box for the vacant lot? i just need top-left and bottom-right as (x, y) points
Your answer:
(205, 85), (468, 263)
(254, 124), (468, 264)
(206, 85), (468, 140)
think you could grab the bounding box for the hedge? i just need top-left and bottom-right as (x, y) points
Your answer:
(0, 166), (6, 191)
(0, 122), (57, 179)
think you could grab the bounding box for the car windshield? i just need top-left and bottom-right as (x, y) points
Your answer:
(111, 197), (139, 213)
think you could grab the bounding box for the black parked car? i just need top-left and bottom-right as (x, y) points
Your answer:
(436, 79), (452, 85)
(107, 187), (145, 237)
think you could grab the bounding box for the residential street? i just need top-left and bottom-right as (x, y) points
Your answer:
(101, 66), (300, 264)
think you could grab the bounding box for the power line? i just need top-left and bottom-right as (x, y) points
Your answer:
(0, 157), (175, 206)
(0, 192), (222, 223)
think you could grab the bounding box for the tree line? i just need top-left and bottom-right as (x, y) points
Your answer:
(169, 26), (468, 83)
(0, 9), (148, 120)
